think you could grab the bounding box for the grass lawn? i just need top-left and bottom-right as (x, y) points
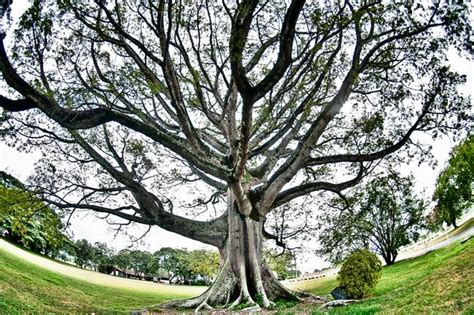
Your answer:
(0, 237), (472, 313)
(0, 247), (193, 313)
(287, 238), (474, 314)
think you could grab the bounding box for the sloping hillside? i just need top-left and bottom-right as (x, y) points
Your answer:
(0, 238), (472, 313)
(292, 238), (474, 314)
(0, 241), (203, 313)
(0, 238), (206, 295)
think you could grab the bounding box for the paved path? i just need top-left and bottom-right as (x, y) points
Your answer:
(0, 239), (205, 296)
(397, 224), (473, 261)
(289, 217), (474, 284)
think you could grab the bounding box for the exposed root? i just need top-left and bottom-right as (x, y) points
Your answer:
(227, 293), (261, 313)
(195, 301), (214, 313)
(301, 293), (330, 303)
(228, 288), (255, 309)
(228, 291), (243, 309)
(225, 290), (231, 306)
(157, 259), (239, 312)
(139, 211), (318, 313)
(295, 289), (328, 302)
(158, 292), (207, 310)
(320, 299), (359, 309)
(262, 265), (305, 301)
(253, 272), (276, 308)
(240, 304), (262, 312)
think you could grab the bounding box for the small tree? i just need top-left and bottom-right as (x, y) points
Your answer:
(337, 249), (382, 299)
(152, 247), (192, 284)
(318, 173), (426, 265)
(128, 250), (153, 278)
(0, 0), (471, 309)
(113, 249), (133, 272)
(73, 239), (96, 269)
(433, 135), (474, 229)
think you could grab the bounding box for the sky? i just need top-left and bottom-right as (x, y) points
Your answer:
(0, 1), (473, 274)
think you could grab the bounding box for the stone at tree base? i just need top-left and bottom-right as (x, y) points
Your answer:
(331, 286), (349, 300)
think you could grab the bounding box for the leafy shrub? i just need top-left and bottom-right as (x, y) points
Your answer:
(337, 249), (382, 299)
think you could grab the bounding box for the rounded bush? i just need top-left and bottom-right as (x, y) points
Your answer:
(337, 249), (382, 299)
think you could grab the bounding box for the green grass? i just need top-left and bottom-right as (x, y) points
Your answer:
(0, 236), (472, 313)
(289, 275), (338, 296)
(0, 247), (190, 313)
(289, 238), (473, 314)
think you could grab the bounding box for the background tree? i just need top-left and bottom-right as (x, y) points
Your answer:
(72, 239), (96, 269)
(0, 171), (70, 257)
(317, 173), (427, 265)
(128, 249), (153, 278)
(187, 249), (220, 285)
(432, 135), (473, 229)
(152, 247), (193, 284)
(264, 249), (297, 280)
(0, 0), (471, 310)
(113, 248), (133, 272)
(93, 242), (115, 274)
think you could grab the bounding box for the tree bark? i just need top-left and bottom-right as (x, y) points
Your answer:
(381, 250), (397, 266)
(160, 197), (299, 312)
(451, 217), (458, 229)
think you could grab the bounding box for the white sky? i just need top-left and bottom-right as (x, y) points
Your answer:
(0, 1), (472, 273)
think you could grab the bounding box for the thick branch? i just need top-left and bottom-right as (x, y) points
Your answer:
(250, 0), (305, 103)
(0, 95), (35, 111)
(0, 40), (228, 180)
(272, 164), (366, 208)
(306, 99), (432, 167)
(46, 197), (228, 248)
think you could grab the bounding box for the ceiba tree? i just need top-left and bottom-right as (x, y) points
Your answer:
(0, 0), (471, 310)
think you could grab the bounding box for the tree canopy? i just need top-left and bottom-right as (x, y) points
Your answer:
(0, 0), (472, 310)
(432, 135), (474, 228)
(264, 249), (297, 280)
(0, 171), (70, 257)
(73, 238), (97, 268)
(317, 173), (427, 265)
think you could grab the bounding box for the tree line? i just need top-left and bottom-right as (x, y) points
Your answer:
(72, 239), (296, 284)
(72, 239), (220, 285)
(0, 171), (296, 283)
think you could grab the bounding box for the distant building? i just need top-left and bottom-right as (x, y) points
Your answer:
(110, 267), (155, 282)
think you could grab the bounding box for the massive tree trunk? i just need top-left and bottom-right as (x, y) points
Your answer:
(162, 199), (299, 312)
